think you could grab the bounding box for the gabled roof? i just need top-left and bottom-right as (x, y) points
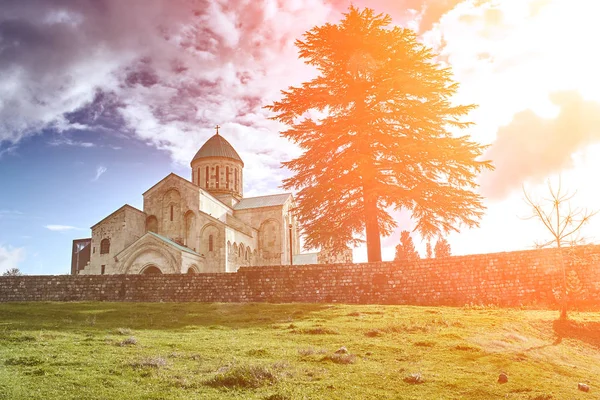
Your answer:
(91, 204), (144, 229)
(192, 134), (244, 166)
(234, 193), (292, 211)
(147, 232), (201, 256)
(142, 173), (198, 196)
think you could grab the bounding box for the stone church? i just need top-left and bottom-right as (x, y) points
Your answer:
(73, 129), (311, 275)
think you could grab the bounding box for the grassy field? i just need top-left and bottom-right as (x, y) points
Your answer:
(0, 303), (599, 399)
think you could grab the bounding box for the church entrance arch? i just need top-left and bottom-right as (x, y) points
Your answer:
(141, 265), (162, 275)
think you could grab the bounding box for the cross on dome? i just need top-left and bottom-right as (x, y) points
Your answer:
(215, 125), (220, 135)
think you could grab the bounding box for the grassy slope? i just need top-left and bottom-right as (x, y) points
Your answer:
(0, 303), (599, 400)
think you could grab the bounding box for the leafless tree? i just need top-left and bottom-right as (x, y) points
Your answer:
(523, 177), (597, 320)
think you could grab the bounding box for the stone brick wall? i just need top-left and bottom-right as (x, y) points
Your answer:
(2, 246), (600, 307)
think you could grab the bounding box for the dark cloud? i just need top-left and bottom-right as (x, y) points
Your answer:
(480, 91), (600, 199)
(0, 0), (468, 196)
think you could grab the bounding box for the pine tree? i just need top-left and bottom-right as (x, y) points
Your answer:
(434, 237), (451, 258)
(394, 230), (420, 261)
(267, 7), (492, 262)
(426, 241), (433, 259)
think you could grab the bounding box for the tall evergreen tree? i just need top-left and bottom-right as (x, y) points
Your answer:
(434, 237), (451, 258)
(426, 241), (433, 259)
(267, 7), (492, 262)
(394, 230), (420, 262)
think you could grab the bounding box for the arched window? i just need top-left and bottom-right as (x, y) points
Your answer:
(146, 216), (158, 233)
(100, 238), (110, 254)
(142, 265), (162, 275)
(170, 204), (174, 221)
(245, 247), (250, 260)
(197, 168), (200, 185)
(208, 235), (214, 252)
(226, 166), (230, 189)
(234, 168), (238, 191)
(238, 245), (243, 258)
(216, 166), (220, 189)
(205, 166), (209, 188)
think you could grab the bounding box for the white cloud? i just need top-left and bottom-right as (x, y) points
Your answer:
(93, 166), (107, 182)
(0, 245), (26, 274)
(45, 225), (79, 231)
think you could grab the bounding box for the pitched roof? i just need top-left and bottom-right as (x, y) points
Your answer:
(142, 173), (198, 196)
(192, 134), (244, 166)
(147, 232), (201, 256)
(91, 204), (144, 229)
(234, 193), (292, 210)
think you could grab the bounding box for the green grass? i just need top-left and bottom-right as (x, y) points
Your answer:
(0, 302), (599, 399)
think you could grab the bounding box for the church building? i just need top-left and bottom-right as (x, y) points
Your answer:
(74, 128), (304, 275)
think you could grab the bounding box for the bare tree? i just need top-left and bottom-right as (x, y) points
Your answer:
(523, 177), (597, 320)
(2, 268), (23, 276)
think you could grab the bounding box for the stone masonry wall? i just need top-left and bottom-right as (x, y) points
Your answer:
(2, 246), (600, 307)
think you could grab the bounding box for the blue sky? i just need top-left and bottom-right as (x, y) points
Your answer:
(3, 0), (600, 274)
(0, 129), (186, 274)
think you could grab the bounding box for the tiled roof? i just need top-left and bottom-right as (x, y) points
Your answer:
(148, 232), (201, 256)
(234, 193), (292, 210)
(192, 134), (243, 165)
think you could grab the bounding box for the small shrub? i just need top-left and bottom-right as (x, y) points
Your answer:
(321, 353), (356, 365)
(298, 327), (339, 335)
(347, 311), (361, 317)
(129, 356), (167, 369)
(115, 328), (132, 336)
(119, 336), (137, 346)
(529, 395), (554, 400)
(403, 372), (424, 384)
(206, 364), (278, 389)
(247, 349), (269, 357)
(298, 347), (327, 356)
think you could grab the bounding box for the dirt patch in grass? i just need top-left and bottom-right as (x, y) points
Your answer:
(403, 372), (424, 384)
(414, 341), (436, 347)
(454, 344), (481, 352)
(365, 329), (383, 337)
(5, 356), (44, 367)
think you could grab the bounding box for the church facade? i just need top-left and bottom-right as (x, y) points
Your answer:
(74, 130), (304, 275)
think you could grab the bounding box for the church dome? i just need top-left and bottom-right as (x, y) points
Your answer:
(192, 133), (244, 166)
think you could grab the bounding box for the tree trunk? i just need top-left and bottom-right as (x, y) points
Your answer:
(558, 246), (568, 321)
(364, 188), (382, 262)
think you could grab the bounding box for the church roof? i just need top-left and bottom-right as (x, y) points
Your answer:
(147, 232), (201, 256)
(234, 193), (292, 210)
(192, 133), (244, 166)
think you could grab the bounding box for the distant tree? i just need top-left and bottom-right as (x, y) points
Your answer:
(426, 241), (433, 259)
(2, 268), (23, 276)
(434, 237), (451, 258)
(394, 230), (420, 262)
(267, 6), (493, 262)
(523, 178), (597, 320)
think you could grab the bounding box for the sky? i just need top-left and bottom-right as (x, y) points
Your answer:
(2, 0), (600, 274)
